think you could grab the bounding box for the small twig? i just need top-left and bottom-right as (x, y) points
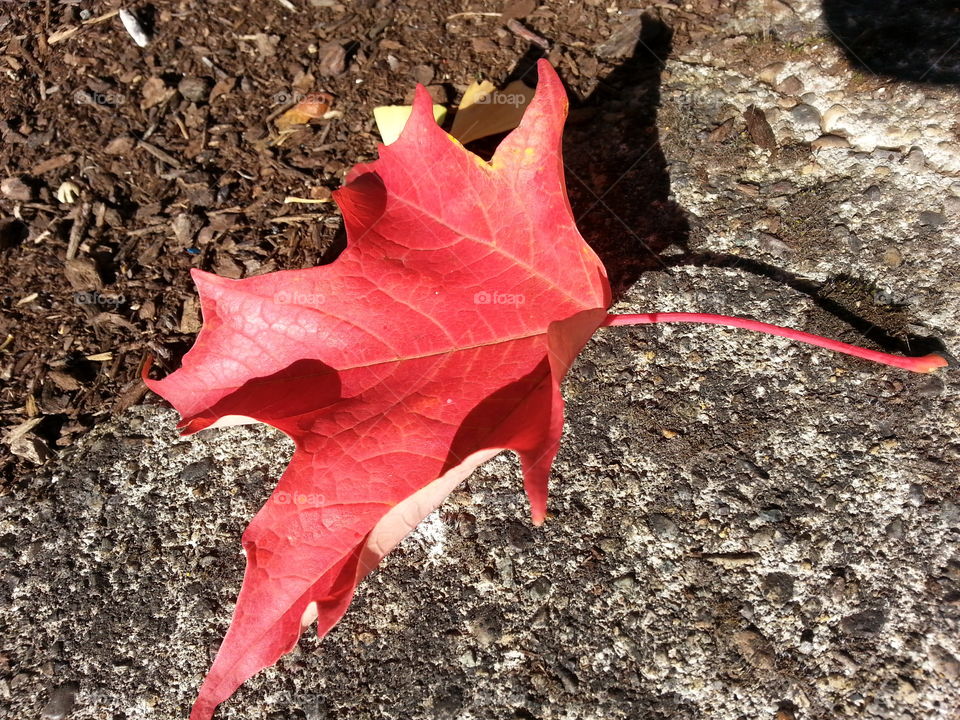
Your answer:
(47, 26), (79, 45)
(283, 197), (330, 205)
(275, 0), (297, 9)
(446, 11), (502, 20)
(137, 140), (182, 169)
(505, 18), (550, 50)
(142, 95), (175, 141)
(173, 113), (190, 141)
(82, 9), (120, 25)
(269, 214), (326, 224)
(65, 201), (91, 260)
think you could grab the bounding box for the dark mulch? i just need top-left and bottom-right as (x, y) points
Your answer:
(0, 0), (730, 484)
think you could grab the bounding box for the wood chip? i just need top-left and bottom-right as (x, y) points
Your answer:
(209, 77), (236, 103)
(66, 202), (92, 260)
(502, 0), (537, 20)
(48, 26), (80, 45)
(30, 153), (75, 175)
(48, 370), (81, 392)
(113, 379), (149, 414)
(596, 15), (642, 58)
(1, 177), (32, 201)
(137, 141), (182, 169)
(707, 117), (737, 143)
(744, 105), (777, 149)
(105, 135), (136, 155)
(140, 77), (175, 111)
(317, 42), (347, 76)
(180, 296), (202, 334)
(92, 313), (137, 332)
(64, 257), (103, 291)
(505, 18), (550, 50)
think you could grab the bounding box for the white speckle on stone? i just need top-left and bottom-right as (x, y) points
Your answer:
(407, 509), (447, 561)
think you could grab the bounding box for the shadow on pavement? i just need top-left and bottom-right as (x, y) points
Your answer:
(821, 0), (960, 84)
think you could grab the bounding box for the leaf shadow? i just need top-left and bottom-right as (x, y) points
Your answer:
(520, 12), (949, 360)
(176, 358), (342, 435)
(662, 251), (955, 360)
(558, 13), (690, 299)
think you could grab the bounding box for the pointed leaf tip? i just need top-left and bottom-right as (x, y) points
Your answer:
(395, 83), (444, 144)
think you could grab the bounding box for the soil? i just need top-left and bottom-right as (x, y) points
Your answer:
(0, 0), (699, 482)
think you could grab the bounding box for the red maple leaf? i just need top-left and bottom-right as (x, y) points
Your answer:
(148, 60), (610, 719)
(147, 60), (947, 719)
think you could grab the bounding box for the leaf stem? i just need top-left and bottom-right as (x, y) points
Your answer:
(601, 312), (949, 373)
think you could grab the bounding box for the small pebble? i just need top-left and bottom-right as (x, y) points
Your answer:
(758, 507), (785, 523)
(919, 211), (947, 228)
(789, 103), (821, 128)
(41, 683), (78, 720)
(759, 233), (791, 256)
(1, 176), (32, 201)
(759, 61), (785, 85)
(178, 77), (211, 103)
(317, 42), (347, 76)
(766, 180), (796, 195)
(904, 147), (926, 171)
(646, 513), (679, 537)
(811, 134), (849, 149)
(841, 609), (886, 636)
(872, 149), (899, 163)
(882, 247), (904, 267)
(820, 104), (849, 133)
(775, 75), (803, 94)
(761, 572), (795, 605)
(411, 64), (434, 86)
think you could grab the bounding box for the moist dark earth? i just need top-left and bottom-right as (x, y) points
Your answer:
(1, 1), (959, 719)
